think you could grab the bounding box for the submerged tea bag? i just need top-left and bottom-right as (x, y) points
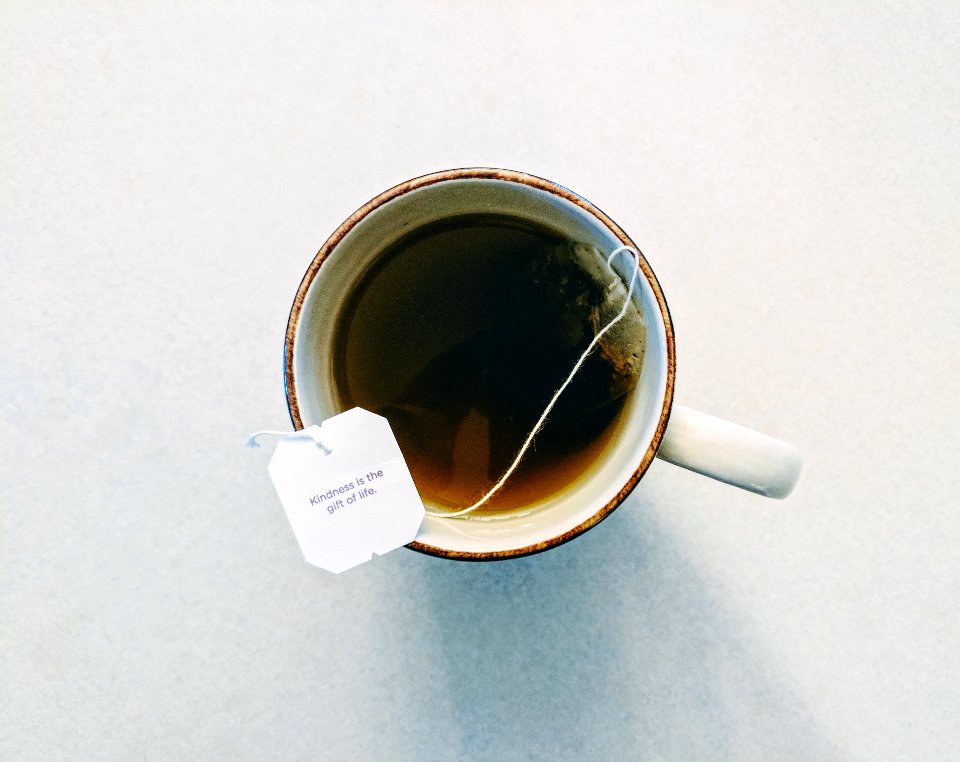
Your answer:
(500, 240), (646, 417)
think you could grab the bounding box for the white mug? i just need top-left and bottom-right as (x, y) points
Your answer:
(284, 168), (802, 560)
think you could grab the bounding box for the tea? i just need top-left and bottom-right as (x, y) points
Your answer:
(331, 214), (644, 514)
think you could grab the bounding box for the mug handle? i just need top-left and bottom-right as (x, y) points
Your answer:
(656, 405), (803, 498)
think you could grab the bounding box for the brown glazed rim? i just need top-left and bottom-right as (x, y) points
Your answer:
(284, 168), (676, 561)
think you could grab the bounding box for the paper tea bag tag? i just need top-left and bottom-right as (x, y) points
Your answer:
(265, 408), (425, 573)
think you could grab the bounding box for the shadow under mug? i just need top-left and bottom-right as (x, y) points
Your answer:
(284, 168), (802, 561)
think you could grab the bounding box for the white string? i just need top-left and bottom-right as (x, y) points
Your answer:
(245, 429), (332, 455)
(425, 245), (642, 519)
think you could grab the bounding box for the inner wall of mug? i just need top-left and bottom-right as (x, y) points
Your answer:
(293, 178), (669, 556)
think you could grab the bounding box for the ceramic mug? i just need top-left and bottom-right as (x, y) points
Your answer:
(284, 168), (802, 560)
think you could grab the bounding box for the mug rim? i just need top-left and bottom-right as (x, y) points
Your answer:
(284, 167), (676, 561)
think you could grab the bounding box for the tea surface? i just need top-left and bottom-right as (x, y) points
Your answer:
(332, 215), (640, 513)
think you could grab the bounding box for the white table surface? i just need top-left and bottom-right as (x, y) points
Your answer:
(2, 4), (958, 760)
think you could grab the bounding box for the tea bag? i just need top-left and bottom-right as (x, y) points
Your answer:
(489, 240), (646, 422)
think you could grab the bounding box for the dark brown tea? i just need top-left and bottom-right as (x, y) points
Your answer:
(331, 214), (644, 514)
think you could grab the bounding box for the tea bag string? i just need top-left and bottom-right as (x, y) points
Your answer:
(246, 429), (332, 454)
(425, 245), (642, 520)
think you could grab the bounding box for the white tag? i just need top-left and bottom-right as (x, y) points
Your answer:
(265, 408), (425, 573)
